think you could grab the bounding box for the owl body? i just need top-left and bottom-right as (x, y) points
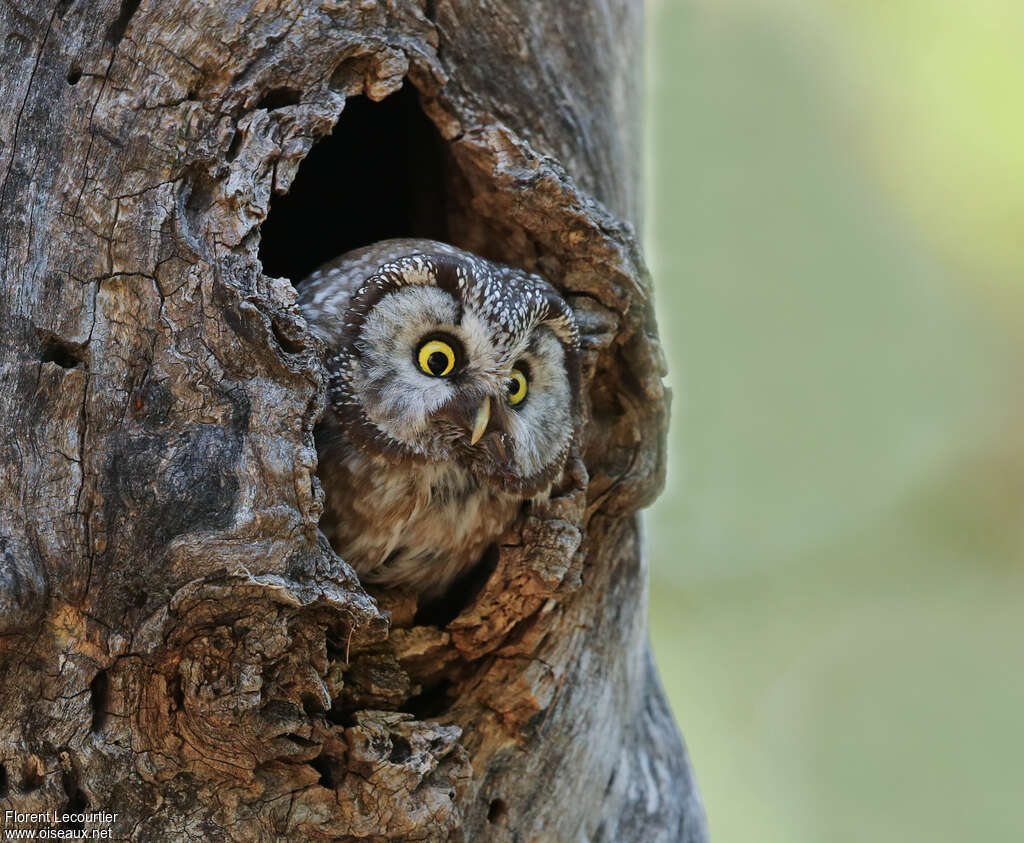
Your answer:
(298, 239), (579, 597)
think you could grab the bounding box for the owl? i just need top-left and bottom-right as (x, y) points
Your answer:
(297, 239), (580, 597)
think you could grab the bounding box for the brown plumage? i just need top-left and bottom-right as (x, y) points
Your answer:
(298, 239), (580, 596)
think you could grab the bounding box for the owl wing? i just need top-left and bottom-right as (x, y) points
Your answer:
(297, 238), (463, 349)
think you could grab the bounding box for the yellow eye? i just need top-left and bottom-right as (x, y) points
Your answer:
(506, 368), (528, 406)
(417, 339), (456, 377)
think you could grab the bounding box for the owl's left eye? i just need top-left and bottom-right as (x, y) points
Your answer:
(506, 367), (529, 406)
(417, 337), (457, 377)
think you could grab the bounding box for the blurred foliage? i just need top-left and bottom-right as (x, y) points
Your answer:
(643, 1), (1024, 840)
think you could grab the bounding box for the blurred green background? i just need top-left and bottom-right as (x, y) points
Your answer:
(643, 1), (1024, 840)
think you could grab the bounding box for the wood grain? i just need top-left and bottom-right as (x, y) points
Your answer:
(0, 0), (707, 838)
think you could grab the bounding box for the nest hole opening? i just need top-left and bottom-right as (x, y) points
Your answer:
(258, 84), (449, 283)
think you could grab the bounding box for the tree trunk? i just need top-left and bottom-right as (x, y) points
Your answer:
(0, 0), (708, 839)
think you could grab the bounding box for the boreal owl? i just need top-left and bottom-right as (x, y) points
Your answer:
(298, 239), (580, 596)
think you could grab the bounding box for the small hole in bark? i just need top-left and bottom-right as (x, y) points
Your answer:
(23, 758), (43, 791)
(61, 776), (88, 830)
(328, 56), (371, 93)
(256, 87), (301, 111)
(0, 764), (8, 797)
(310, 754), (337, 789)
(488, 798), (508, 823)
(271, 319), (304, 354)
(258, 82), (448, 282)
(400, 679), (454, 719)
(65, 788), (87, 812)
(300, 692), (325, 715)
(38, 333), (84, 369)
(105, 0), (141, 46)
(226, 129), (243, 162)
(170, 676), (185, 711)
(66, 63), (81, 85)
(282, 733), (318, 748)
(388, 735), (412, 764)
(326, 704), (357, 728)
(89, 671), (109, 732)
(414, 542), (499, 627)
(325, 636), (349, 665)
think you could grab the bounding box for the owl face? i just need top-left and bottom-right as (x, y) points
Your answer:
(330, 253), (579, 495)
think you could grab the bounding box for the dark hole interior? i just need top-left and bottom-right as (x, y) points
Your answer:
(400, 679), (455, 719)
(226, 129), (243, 162)
(326, 702), (358, 729)
(22, 759), (43, 791)
(487, 798), (508, 823)
(388, 735), (412, 764)
(38, 332), (83, 369)
(0, 764), (7, 798)
(89, 670), (110, 732)
(105, 0), (142, 47)
(256, 86), (301, 112)
(310, 753), (337, 789)
(61, 775), (88, 829)
(257, 84), (449, 283)
(282, 733), (318, 748)
(300, 692), (325, 715)
(414, 542), (500, 628)
(270, 317), (305, 354)
(170, 676), (185, 711)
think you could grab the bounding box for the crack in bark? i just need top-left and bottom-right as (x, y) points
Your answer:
(0, 0), (704, 838)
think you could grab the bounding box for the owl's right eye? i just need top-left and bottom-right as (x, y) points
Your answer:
(417, 338), (457, 377)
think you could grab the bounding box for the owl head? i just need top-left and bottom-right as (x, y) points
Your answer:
(324, 245), (580, 495)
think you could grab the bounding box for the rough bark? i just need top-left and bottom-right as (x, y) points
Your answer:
(0, 1), (708, 840)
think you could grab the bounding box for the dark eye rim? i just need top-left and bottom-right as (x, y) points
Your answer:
(414, 331), (465, 377)
(506, 360), (531, 407)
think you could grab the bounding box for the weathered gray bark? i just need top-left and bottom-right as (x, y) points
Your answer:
(0, 0), (707, 840)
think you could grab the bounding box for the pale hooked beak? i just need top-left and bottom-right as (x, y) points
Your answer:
(470, 396), (491, 446)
